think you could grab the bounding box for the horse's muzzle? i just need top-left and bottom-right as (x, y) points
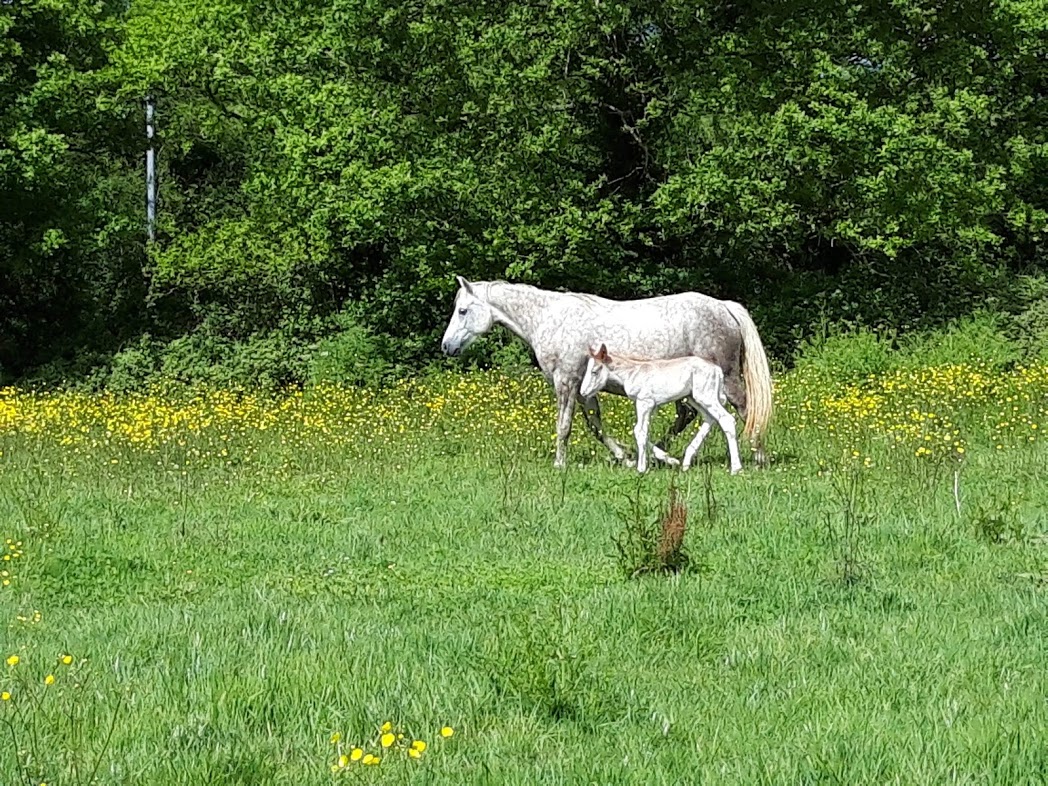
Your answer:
(441, 341), (460, 356)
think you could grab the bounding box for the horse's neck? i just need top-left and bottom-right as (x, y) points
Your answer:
(481, 282), (558, 343)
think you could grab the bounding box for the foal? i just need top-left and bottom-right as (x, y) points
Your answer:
(579, 344), (743, 475)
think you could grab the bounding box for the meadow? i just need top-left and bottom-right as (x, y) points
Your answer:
(1, 339), (1048, 784)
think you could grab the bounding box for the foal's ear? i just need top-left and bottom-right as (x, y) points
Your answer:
(456, 275), (475, 296)
(597, 343), (608, 361)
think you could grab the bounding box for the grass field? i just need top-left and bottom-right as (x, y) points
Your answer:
(1, 359), (1047, 784)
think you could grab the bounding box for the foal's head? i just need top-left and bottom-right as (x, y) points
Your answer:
(579, 343), (612, 398)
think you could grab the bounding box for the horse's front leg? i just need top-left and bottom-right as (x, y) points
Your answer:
(577, 393), (629, 464)
(553, 375), (577, 470)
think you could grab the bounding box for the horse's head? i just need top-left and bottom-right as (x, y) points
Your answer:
(441, 276), (494, 356)
(579, 344), (611, 398)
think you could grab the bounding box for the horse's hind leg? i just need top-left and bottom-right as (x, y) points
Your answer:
(578, 393), (629, 464)
(654, 400), (698, 461)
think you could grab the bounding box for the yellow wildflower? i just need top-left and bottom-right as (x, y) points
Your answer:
(380, 732), (395, 748)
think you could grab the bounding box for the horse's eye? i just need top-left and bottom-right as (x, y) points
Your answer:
(458, 308), (467, 316)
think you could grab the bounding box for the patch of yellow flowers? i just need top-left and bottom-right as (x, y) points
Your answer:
(776, 361), (1048, 462)
(0, 361), (1045, 471)
(330, 720), (454, 771)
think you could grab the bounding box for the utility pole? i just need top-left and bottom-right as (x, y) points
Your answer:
(145, 95), (156, 242)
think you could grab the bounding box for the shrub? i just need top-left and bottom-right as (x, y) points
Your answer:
(793, 324), (897, 383)
(307, 310), (392, 388)
(897, 312), (1021, 369)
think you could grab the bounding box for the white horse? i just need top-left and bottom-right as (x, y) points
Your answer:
(580, 344), (742, 474)
(440, 277), (772, 469)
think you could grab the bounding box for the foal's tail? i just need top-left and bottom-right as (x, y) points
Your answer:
(723, 301), (773, 449)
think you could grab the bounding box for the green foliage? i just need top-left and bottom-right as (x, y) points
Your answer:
(1, 0), (146, 379)
(308, 310), (393, 388)
(898, 312), (1023, 369)
(794, 325), (897, 383)
(3, 0), (1048, 382)
(794, 312), (1028, 386)
(1008, 274), (1048, 361)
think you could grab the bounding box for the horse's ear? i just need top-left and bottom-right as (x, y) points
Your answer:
(456, 275), (475, 295)
(597, 343), (608, 361)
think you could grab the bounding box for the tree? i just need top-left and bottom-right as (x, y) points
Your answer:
(0, 0), (145, 380)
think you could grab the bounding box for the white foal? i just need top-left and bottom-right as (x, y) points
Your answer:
(579, 344), (743, 475)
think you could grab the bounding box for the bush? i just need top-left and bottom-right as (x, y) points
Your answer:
(307, 310), (393, 388)
(896, 312), (1021, 369)
(1007, 275), (1048, 362)
(793, 324), (897, 383)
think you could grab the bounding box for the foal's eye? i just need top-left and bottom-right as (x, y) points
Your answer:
(458, 308), (467, 316)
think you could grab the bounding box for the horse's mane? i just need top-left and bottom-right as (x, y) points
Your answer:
(482, 280), (615, 309)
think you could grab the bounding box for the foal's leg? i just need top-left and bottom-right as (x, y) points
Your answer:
(577, 393), (628, 463)
(552, 375), (577, 470)
(681, 412), (714, 471)
(703, 398), (742, 475)
(633, 400), (655, 474)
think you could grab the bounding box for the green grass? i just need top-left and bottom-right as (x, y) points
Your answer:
(1, 400), (1047, 783)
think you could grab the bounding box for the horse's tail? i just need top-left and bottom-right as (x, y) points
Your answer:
(723, 301), (773, 448)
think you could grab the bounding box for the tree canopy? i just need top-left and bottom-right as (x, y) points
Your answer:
(2, 0), (1046, 382)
